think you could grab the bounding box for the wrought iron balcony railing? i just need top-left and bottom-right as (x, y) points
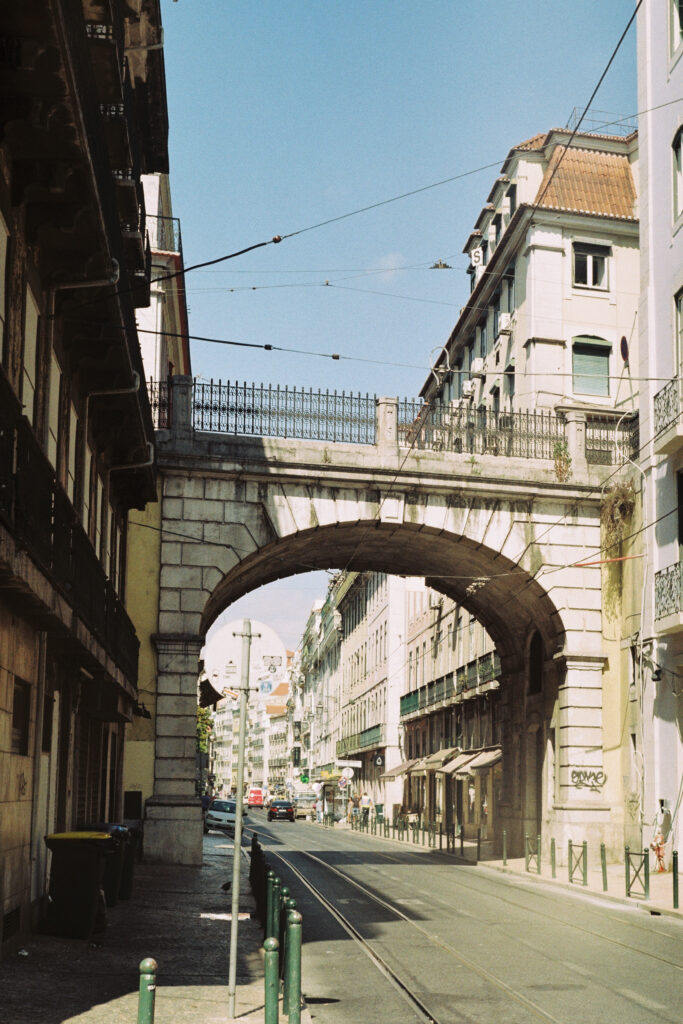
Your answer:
(336, 723), (384, 757)
(401, 653), (501, 717)
(654, 379), (679, 437)
(147, 215), (182, 254)
(654, 561), (682, 622)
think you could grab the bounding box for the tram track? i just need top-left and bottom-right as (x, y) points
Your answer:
(247, 821), (681, 1024)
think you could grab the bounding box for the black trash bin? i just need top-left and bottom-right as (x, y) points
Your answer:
(79, 824), (130, 906)
(119, 826), (142, 900)
(43, 832), (115, 939)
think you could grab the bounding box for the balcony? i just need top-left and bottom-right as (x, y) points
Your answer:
(147, 215), (182, 255)
(654, 561), (683, 633)
(336, 724), (385, 757)
(653, 379), (683, 455)
(401, 656), (501, 718)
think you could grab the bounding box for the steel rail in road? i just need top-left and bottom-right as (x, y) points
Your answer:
(258, 821), (682, 971)
(246, 821), (681, 1023)
(259, 840), (568, 1024)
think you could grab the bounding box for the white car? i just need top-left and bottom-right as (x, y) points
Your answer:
(204, 799), (244, 834)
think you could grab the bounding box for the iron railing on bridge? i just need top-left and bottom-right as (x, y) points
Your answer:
(193, 380), (377, 443)
(148, 380), (639, 467)
(397, 401), (565, 460)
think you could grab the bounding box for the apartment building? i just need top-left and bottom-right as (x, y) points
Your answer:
(638, 0), (683, 859)
(0, 0), (167, 955)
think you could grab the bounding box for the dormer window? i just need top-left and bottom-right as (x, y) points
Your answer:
(492, 213), (502, 248)
(573, 242), (609, 290)
(507, 183), (517, 217)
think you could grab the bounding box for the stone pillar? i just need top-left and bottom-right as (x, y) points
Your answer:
(552, 652), (610, 853)
(144, 633), (204, 865)
(170, 374), (193, 443)
(564, 409), (588, 477)
(375, 396), (399, 453)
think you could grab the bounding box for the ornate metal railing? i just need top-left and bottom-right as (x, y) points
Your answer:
(336, 723), (384, 756)
(193, 380), (377, 443)
(654, 562), (682, 621)
(148, 379), (170, 428)
(585, 413), (639, 466)
(397, 402), (566, 459)
(654, 379), (679, 437)
(147, 214), (182, 254)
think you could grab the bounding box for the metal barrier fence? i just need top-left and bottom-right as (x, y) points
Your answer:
(625, 846), (650, 900)
(568, 840), (588, 886)
(524, 833), (541, 874)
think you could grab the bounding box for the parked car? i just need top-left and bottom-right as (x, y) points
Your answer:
(267, 799), (295, 822)
(204, 799), (244, 834)
(247, 787), (264, 808)
(294, 793), (318, 819)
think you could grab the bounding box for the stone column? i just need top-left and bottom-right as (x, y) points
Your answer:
(375, 396), (399, 453)
(144, 633), (204, 865)
(552, 652), (610, 852)
(564, 409), (588, 477)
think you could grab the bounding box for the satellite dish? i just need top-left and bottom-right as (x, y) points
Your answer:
(620, 336), (629, 363)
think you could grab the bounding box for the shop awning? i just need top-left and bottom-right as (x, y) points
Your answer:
(467, 748), (502, 773)
(408, 757), (429, 776)
(424, 746), (460, 769)
(439, 752), (478, 776)
(380, 758), (418, 780)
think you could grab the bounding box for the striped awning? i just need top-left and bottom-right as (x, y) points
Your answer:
(439, 752), (478, 776)
(467, 748), (502, 773)
(424, 746), (460, 769)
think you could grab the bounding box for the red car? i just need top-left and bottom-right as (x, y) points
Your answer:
(267, 800), (295, 822)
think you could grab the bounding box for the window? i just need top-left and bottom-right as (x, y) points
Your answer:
(492, 294), (501, 340)
(492, 213), (502, 248)
(672, 1), (683, 54)
(67, 404), (78, 503)
(572, 337), (611, 397)
(47, 351), (61, 469)
(507, 183), (517, 218)
(0, 212), (8, 359)
(12, 678), (31, 755)
(504, 264), (516, 311)
(677, 290), (683, 368)
(673, 128), (683, 221)
(23, 286), (39, 424)
(478, 320), (487, 359)
(573, 242), (609, 290)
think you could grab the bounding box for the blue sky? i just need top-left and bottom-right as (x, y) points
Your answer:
(162, 1), (638, 647)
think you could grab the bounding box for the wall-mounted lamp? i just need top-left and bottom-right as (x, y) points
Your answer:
(133, 701), (152, 719)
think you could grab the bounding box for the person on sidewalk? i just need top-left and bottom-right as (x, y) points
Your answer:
(360, 791), (373, 825)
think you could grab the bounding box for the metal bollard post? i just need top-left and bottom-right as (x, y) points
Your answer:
(286, 910), (302, 1024)
(582, 841), (588, 886)
(281, 897), (296, 991)
(502, 829), (507, 866)
(271, 877), (282, 942)
(477, 828), (481, 862)
(537, 835), (541, 875)
(264, 937), (279, 1024)
(600, 842), (607, 892)
(551, 837), (556, 879)
(568, 840), (573, 884)
(525, 834), (530, 872)
(644, 849), (650, 900)
(625, 846), (630, 897)
(673, 851), (679, 910)
(278, 887), (291, 971)
(137, 958), (157, 1024)
(460, 826), (464, 857)
(265, 871), (275, 938)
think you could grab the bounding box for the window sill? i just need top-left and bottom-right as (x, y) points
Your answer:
(571, 286), (611, 299)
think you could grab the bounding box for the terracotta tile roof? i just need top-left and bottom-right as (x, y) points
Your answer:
(534, 145), (637, 220)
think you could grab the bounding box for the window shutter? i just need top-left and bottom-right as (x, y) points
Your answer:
(572, 340), (610, 396)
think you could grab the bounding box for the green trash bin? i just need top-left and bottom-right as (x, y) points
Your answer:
(43, 832), (115, 939)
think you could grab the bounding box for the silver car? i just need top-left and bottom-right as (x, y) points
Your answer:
(204, 799), (244, 834)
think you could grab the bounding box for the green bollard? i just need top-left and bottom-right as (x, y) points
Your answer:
(551, 837), (556, 878)
(537, 835), (541, 874)
(568, 840), (573, 884)
(673, 851), (679, 909)
(286, 910), (303, 1024)
(138, 958), (157, 1024)
(644, 849), (650, 900)
(271, 877), (282, 941)
(582, 841), (588, 886)
(278, 887), (291, 969)
(525, 833), (530, 872)
(625, 845), (630, 897)
(264, 937), (279, 1024)
(265, 871), (276, 938)
(503, 829), (507, 866)
(281, 897), (296, 990)
(601, 842), (607, 891)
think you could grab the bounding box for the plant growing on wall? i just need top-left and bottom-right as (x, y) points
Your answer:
(197, 706), (213, 753)
(601, 479), (636, 551)
(553, 440), (572, 482)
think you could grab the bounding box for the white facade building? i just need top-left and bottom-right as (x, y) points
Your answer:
(638, 0), (683, 859)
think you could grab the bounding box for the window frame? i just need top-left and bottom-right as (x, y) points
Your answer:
(572, 242), (610, 291)
(12, 678), (31, 756)
(572, 336), (611, 398)
(673, 127), (683, 223)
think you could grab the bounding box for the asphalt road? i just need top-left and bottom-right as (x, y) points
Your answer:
(247, 813), (682, 1024)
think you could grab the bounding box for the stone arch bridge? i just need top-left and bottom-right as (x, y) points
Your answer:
(144, 376), (637, 864)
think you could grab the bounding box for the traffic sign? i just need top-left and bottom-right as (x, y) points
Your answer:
(341, 767), (354, 779)
(338, 776), (348, 789)
(300, 773), (309, 783)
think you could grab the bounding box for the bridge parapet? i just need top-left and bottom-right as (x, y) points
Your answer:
(155, 376), (637, 486)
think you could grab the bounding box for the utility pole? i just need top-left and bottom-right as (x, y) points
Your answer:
(227, 618), (259, 1019)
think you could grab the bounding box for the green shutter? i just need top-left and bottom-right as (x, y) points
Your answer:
(572, 340), (610, 396)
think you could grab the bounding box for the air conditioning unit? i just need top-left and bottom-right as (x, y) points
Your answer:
(462, 379), (476, 398)
(498, 312), (513, 335)
(470, 357), (485, 378)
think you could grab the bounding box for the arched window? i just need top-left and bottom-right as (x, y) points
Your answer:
(528, 631), (543, 695)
